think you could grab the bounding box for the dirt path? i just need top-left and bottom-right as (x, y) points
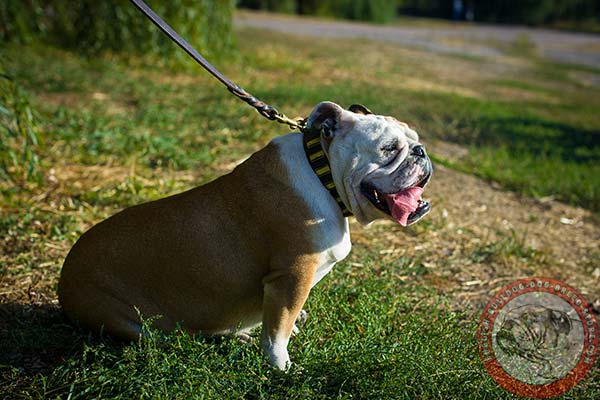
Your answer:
(235, 11), (600, 68)
(351, 141), (600, 312)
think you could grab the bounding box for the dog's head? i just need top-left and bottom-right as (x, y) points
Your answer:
(305, 101), (432, 225)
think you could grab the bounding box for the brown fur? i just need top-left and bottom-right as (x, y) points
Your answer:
(58, 142), (321, 341)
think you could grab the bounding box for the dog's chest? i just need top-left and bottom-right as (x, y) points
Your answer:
(311, 260), (339, 288)
(271, 133), (352, 287)
(311, 221), (351, 288)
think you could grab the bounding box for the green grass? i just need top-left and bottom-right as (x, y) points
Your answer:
(424, 93), (600, 211)
(1, 23), (599, 399)
(3, 256), (598, 398)
(2, 30), (600, 212)
(4, 256), (598, 399)
(0, 69), (41, 185)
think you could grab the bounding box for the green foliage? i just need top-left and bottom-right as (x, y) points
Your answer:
(0, 61), (41, 185)
(0, 1), (46, 44)
(473, 0), (599, 25)
(240, 0), (398, 23)
(399, 0), (450, 18)
(241, 0), (297, 13)
(399, 0), (600, 24)
(239, 0), (600, 25)
(340, 0), (398, 23)
(0, 0), (236, 62)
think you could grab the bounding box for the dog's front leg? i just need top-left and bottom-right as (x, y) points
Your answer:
(260, 255), (318, 370)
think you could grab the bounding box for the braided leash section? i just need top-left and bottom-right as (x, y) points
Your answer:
(228, 85), (306, 131)
(130, 0), (305, 132)
(130, 0), (350, 217)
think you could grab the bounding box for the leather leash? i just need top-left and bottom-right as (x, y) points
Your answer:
(130, 0), (305, 132)
(130, 0), (353, 217)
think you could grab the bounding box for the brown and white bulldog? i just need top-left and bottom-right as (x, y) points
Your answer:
(58, 101), (432, 370)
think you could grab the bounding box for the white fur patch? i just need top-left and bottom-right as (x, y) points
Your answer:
(261, 332), (291, 370)
(272, 133), (352, 277)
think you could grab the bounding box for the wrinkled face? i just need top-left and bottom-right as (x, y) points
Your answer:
(305, 102), (432, 225)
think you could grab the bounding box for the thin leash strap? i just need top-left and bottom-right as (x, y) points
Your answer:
(130, 0), (351, 216)
(129, 0), (304, 131)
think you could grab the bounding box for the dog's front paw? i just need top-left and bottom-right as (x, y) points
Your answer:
(262, 335), (291, 371)
(267, 348), (291, 371)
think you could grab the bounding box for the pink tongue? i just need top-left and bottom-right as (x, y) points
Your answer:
(384, 187), (424, 226)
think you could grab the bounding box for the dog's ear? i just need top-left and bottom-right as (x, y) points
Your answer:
(348, 104), (373, 115)
(306, 102), (344, 140)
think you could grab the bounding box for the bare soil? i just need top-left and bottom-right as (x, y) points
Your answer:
(351, 144), (600, 313)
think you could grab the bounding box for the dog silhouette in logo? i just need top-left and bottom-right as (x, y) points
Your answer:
(496, 305), (573, 379)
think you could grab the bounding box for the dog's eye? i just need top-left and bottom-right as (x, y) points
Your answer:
(380, 140), (399, 155)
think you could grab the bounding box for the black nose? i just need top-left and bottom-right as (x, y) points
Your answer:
(411, 144), (426, 158)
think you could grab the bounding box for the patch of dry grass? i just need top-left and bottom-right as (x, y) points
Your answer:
(349, 164), (600, 313)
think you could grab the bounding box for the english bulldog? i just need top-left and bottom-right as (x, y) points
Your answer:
(58, 101), (432, 370)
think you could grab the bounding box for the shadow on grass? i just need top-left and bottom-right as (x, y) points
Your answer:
(470, 116), (600, 162)
(0, 303), (87, 376)
(436, 111), (600, 212)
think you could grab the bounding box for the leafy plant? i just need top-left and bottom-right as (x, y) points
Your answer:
(0, 0), (236, 63)
(241, 0), (398, 23)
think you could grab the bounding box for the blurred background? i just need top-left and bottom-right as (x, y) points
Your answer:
(2, 1), (599, 57)
(239, 0), (600, 27)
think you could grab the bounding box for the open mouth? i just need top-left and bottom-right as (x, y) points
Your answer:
(361, 174), (431, 226)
